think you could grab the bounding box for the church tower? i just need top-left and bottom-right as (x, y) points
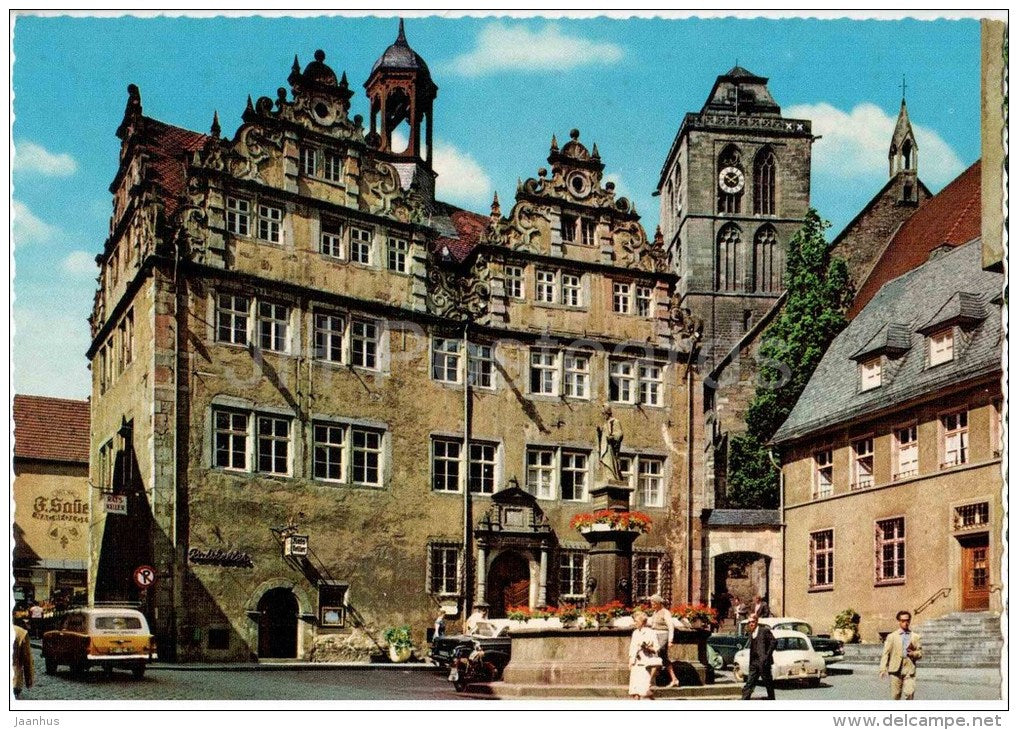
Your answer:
(364, 19), (438, 202)
(889, 97), (920, 204)
(656, 66), (814, 368)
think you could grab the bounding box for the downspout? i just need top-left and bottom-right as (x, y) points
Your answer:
(462, 320), (472, 619)
(768, 449), (784, 615)
(685, 342), (696, 604)
(170, 242), (181, 658)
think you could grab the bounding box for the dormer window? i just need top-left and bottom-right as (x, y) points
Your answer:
(859, 357), (882, 391)
(928, 328), (954, 366)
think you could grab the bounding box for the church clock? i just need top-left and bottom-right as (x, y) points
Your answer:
(718, 166), (745, 194)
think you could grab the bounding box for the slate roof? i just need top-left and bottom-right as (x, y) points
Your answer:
(706, 510), (781, 527)
(773, 238), (1002, 445)
(849, 160), (981, 318)
(13, 395), (91, 464)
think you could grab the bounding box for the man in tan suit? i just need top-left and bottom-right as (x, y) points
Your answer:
(879, 610), (922, 699)
(12, 622), (34, 699)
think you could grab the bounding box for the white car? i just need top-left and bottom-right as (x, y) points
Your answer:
(734, 629), (827, 687)
(738, 617), (845, 664)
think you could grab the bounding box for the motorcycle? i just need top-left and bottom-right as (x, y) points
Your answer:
(447, 641), (507, 692)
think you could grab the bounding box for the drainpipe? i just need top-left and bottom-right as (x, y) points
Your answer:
(685, 344), (696, 604)
(768, 449), (784, 615)
(462, 321), (472, 619)
(170, 243), (181, 659)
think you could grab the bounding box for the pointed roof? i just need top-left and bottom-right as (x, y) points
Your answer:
(701, 64), (781, 116)
(369, 18), (433, 84)
(890, 98), (916, 152)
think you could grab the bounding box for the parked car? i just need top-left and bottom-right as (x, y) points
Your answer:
(42, 607), (157, 678)
(739, 617), (845, 664)
(430, 619), (512, 674)
(707, 633), (748, 668)
(733, 629), (826, 686)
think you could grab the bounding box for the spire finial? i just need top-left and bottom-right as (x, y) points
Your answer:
(292, 55), (300, 73)
(901, 76), (907, 101)
(491, 192), (501, 218)
(550, 134), (558, 151)
(211, 111), (221, 138)
(397, 17), (407, 42)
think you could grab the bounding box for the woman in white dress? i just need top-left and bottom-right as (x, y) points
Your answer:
(628, 610), (660, 699)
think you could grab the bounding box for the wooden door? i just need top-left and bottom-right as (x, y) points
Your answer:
(487, 551), (531, 618)
(961, 535), (990, 611)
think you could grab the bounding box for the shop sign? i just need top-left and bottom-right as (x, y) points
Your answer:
(105, 495), (128, 515)
(284, 535), (309, 557)
(188, 548), (254, 568)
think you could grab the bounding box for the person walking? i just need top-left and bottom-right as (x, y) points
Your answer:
(433, 609), (446, 640)
(740, 614), (776, 700)
(879, 610), (923, 700)
(465, 604), (487, 634)
(13, 621), (34, 699)
(628, 610), (661, 700)
(732, 596), (747, 627)
(648, 594), (680, 687)
(751, 594), (771, 619)
(27, 602), (43, 639)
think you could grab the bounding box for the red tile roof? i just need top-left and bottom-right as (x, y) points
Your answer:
(13, 395), (91, 464)
(848, 160), (981, 318)
(142, 118), (210, 219)
(434, 206), (491, 262)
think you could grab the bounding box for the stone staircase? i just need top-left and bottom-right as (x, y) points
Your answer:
(842, 612), (1002, 668)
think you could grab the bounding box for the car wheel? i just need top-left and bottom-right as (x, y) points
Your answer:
(70, 662), (86, 676)
(103, 665), (114, 676)
(807, 677), (822, 688)
(44, 658), (56, 675)
(733, 665), (745, 682)
(132, 664), (146, 679)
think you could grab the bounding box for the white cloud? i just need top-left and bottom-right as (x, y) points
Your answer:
(62, 250), (97, 278)
(13, 306), (93, 399)
(445, 23), (624, 76)
(13, 141), (77, 176)
(391, 131), (493, 206)
(12, 200), (59, 246)
(785, 102), (964, 187)
(602, 170), (636, 203)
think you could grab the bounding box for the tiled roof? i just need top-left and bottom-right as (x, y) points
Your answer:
(142, 117), (210, 219)
(13, 395), (90, 464)
(431, 202), (491, 262)
(773, 238), (1002, 445)
(706, 510), (781, 527)
(849, 160), (981, 318)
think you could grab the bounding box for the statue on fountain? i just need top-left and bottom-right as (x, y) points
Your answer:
(597, 405), (624, 483)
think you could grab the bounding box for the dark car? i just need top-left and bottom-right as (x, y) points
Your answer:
(430, 619), (512, 674)
(707, 633), (748, 668)
(738, 618), (845, 664)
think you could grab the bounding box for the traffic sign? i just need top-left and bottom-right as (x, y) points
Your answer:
(133, 565), (157, 589)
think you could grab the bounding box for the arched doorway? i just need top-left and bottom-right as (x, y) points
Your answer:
(487, 551), (531, 619)
(713, 551), (771, 624)
(257, 587), (298, 658)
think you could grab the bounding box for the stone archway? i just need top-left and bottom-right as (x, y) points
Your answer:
(256, 587), (299, 658)
(713, 551), (771, 622)
(487, 551), (531, 619)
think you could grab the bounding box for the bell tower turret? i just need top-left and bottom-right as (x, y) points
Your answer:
(889, 94), (919, 204)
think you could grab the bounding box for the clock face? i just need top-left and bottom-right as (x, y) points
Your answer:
(718, 166), (746, 194)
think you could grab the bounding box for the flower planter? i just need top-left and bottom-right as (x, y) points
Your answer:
(388, 645), (412, 663)
(578, 523), (612, 533)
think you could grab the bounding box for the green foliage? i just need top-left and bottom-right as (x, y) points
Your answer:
(834, 608), (861, 630)
(726, 209), (853, 508)
(382, 625), (413, 650)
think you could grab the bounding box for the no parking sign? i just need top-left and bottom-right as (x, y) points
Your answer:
(133, 565), (157, 589)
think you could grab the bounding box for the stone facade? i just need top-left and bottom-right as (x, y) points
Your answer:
(86, 25), (706, 662)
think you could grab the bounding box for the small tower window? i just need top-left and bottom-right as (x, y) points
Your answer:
(753, 148), (777, 215)
(753, 225), (780, 292)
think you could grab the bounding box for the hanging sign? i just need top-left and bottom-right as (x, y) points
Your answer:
(105, 495), (128, 515)
(284, 535), (309, 557)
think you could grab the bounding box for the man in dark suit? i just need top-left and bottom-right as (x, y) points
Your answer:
(752, 594), (771, 619)
(741, 614), (776, 700)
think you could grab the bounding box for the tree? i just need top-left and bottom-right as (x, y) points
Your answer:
(725, 209), (853, 508)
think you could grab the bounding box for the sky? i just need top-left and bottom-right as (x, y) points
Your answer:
(10, 12), (985, 400)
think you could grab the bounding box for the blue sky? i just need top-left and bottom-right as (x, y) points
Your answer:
(11, 13), (983, 399)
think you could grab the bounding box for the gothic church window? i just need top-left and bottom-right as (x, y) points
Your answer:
(753, 225), (780, 292)
(716, 224), (742, 292)
(717, 145), (744, 214)
(753, 148), (777, 215)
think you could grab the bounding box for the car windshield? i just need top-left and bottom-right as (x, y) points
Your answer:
(93, 615), (144, 632)
(472, 621), (497, 637)
(776, 622), (812, 635)
(775, 637), (809, 651)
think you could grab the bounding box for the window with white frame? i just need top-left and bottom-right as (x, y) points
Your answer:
(350, 227), (373, 265)
(468, 343), (495, 389)
(613, 282), (632, 314)
(314, 313), (345, 363)
(428, 545), (460, 595)
(432, 337), (462, 383)
(580, 218), (596, 247)
(634, 554), (662, 601)
(610, 359), (664, 406)
(526, 447), (556, 500)
(560, 451), (589, 501)
(851, 437), (874, 490)
(875, 517), (906, 584)
(256, 415), (290, 475)
(226, 197), (250, 236)
(312, 422), (384, 486)
(609, 359), (635, 403)
(953, 502), (989, 531)
(320, 220), (343, 258)
(216, 293), (250, 346)
(350, 318), (380, 369)
(928, 328), (954, 366)
(351, 427), (382, 486)
(431, 437), (499, 494)
(635, 285), (654, 317)
(637, 458), (665, 507)
(257, 203), (283, 244)
(813, 449), (833, 499)
(214, 409), (249, 470)
(638, 362), (664, 407)
(322, 151), (342, 183)
(561, 273), (583, 307)
(387, 236), (409, 273)
(300, 147), (317, 177)
(257, 301), (290, 353)
(469, 442), (497, 495)
(559, 551), (586, 598)
(530, 349), (559, 395)
(560, 213), (577, 243)
(505, 265), (525, 300)
(312, 423), (346, 482)
(536, 269), (557, 303)
(894, 425), (919, 479)
(941, 411), (968, 467)
(809, 529), (834, 589)
(432, 438), (462, 492)
(860, 357), (882, 391)
(563, 353), (590, 399)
